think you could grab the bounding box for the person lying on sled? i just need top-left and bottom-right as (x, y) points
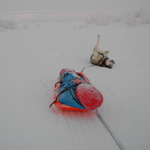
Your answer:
(50, 68), (103, 111)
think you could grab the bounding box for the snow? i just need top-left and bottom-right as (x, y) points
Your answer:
(0, 0), (150, 150)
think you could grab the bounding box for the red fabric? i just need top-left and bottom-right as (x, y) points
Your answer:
(75, 84), (103, 110)
(59, 68), (75, 75)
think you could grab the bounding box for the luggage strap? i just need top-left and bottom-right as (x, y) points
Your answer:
(49, 82), (82, 108)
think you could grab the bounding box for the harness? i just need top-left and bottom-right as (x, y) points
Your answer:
(90, 52), (108, 67)
(49, 82), (82, 108)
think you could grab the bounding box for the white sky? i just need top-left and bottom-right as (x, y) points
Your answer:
(0, 0), (150, 13)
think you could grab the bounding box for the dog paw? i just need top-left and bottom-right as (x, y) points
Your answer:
(104, 51), (109, 55)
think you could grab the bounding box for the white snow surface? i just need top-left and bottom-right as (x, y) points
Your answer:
(0, 0), (150, 150)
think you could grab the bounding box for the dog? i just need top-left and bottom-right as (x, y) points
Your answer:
(90, 34), (115, 69)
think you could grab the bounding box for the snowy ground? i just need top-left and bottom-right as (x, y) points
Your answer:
(0, 1), (150, 150)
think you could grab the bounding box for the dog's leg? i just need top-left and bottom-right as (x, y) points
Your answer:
(95, 34), (100, 50)
(104, 50), (109, 56)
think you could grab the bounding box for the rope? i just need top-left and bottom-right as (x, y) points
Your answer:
(49, 82), (82, 108)
(81, 65), (94, 73)
(96, 111), (126, 150)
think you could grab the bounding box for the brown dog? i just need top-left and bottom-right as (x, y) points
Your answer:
(90, 34), (115, 68)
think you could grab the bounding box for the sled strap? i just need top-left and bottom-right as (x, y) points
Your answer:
(55, 81), (62, 87)
(49, 83), (82, 108)
(55, 73), (70, 87)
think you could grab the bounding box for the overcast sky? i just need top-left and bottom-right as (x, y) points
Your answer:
(0, 0), (150, 13)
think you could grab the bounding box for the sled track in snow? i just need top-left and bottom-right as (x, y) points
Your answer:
(52, 107), (126, 150)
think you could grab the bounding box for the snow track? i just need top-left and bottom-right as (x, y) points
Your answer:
(51, 108), (121, 150)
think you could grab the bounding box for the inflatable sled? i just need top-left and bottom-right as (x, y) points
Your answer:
(49, 69), (103, 111)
